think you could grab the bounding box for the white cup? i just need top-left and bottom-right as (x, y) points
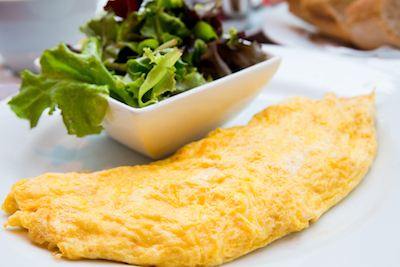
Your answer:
(0, 0), (99, 73)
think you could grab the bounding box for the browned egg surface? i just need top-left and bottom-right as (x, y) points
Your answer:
(2, 93), (377, 267)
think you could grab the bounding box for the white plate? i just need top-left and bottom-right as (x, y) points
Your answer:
(1, 45), (400, 267)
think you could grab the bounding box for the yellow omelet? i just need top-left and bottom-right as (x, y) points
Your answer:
(2, 93), (377, 266)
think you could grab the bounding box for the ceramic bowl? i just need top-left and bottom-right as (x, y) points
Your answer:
(34, 48), (281, 159)
(102, 50), (281, 159)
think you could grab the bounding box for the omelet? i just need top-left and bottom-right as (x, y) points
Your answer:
(2, 93), (376, 267)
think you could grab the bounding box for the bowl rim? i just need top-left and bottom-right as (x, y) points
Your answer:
(107, 50), (281, 114)
(33, 48), (281, 114)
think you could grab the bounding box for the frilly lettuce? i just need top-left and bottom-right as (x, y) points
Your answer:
(8, 37), (208, 137)
(8, 38), (110, 137)
(9, 0), (267, 138)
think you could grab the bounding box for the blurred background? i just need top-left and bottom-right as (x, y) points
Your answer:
(1, 0), (400, 100)
(0, 0), (283, 76)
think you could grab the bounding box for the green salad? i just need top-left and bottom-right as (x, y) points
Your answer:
(9, 0), (267, 137)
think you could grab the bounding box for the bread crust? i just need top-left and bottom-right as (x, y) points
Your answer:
(286, 0), (400, 49)
(287, 0), (354, 40)
(346, 0), (400, 49)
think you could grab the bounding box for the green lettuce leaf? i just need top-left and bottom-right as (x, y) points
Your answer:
(9, 71), (109, 137)
(227, 27), (239, 46)
(158, 0), (184, 9)
(174, 58), (188, 82)
(118, 11), (147, 42)
(127, 55), (152, 76)
(140, 9), (190, 44)
(8, 38), (118, 137)
(9, 77), (109, 137)
(136, 47), (182, 106)
(80, 11), (120, 61)
(123, 46), (208, 107)
(175, 70), (207, 93)
(138, 39), (159, 54)
(192, 21), (218, 42)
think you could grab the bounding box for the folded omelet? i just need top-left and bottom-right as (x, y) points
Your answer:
(2, 93), (376, 267)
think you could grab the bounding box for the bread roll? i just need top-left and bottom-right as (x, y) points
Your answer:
(346, 0), (400, 49)
(286, 0), (400, 49)
(286, 0), (355, 41)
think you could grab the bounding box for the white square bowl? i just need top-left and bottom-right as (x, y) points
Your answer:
(102, 50), (281, 159)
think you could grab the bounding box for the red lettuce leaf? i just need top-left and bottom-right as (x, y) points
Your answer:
(199, 37), (267, 80)
(104, 0), (143, 19)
